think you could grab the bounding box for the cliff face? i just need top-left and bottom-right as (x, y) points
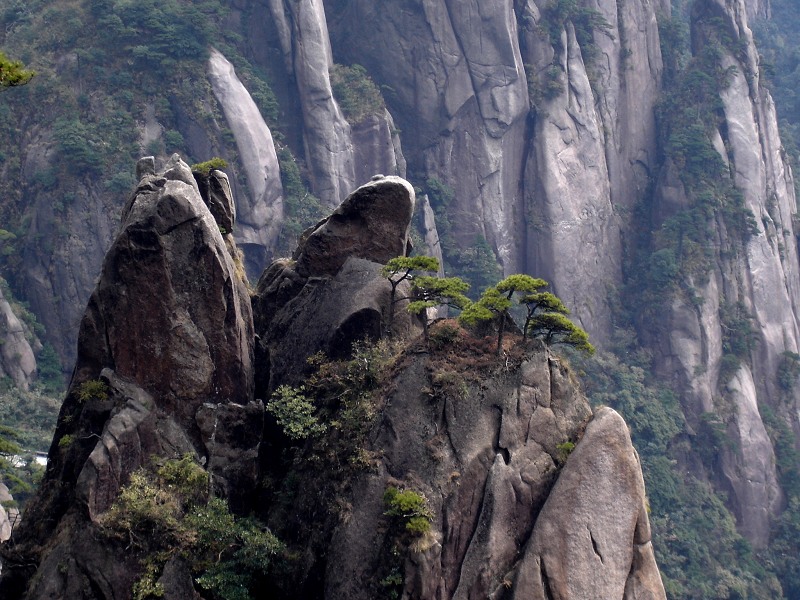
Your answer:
(0, 167), (666, 599)
(0, 285), (39, 391)
(0, 155), (260, 597)
(2, 0), (800, 584)
(646, 0), (797, 546)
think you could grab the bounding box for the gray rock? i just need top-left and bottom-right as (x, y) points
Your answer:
(207, 48), (283, 256)
(196, 399), (264, 513)
(649, 0), (794, 546)
(266, 0), (356, 206)
(524, 23), (619, 343)
(0, 482), (17, 542)
(316, 352), (666, 600)
(0, 284), (39, 391)
(294, 176), (416, 278)
(253, 176), (418, 394)
(2, 157), (259, 598)
(74, 155), (254, 416)
(508, 407), (666, 600)
(194, 167), (237, 234)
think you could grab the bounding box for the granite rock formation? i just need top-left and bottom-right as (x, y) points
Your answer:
(2, 167), (667, 599)
(0, 155), (258, 597)
(0, 286), (39, 391)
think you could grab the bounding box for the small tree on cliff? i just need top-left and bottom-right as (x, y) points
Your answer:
(460, 275), (547, 353)
(528, 312), (595, 354)
(381, 256), (440, 334)
(407, 276), (470, 341)
(460, 274), (594, 355)
(519, 291), (568, 340)
(0, 52), (34, 88)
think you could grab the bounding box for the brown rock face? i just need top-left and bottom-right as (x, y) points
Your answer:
(293, 175), (415, 278)
(253, 175), (419, 394)
(0, 155), (257, 598)
(266, 339), (666, 600)
(1, 164), (668, 600)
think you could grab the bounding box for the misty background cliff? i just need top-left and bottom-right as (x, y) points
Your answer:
(1, 0), (800, 597)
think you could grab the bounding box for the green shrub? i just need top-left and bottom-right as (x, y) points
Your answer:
(329, 64), (384, 124)
(383, 486), (433, 536)
(267, 385), (327, 441)
(57, 433), (76, 449)
(102, 455), (283, 600)
(191, 157), (228, 175)
(76, 379), (109, 404)
(556, 440), (575, 462)
(777, 351), (800, 393)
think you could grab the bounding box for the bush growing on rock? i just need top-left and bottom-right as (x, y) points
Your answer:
(330, 64), (384, 124)
(383, 486), (433, 536)
(191, 157), (228, 174)
(267, 385), (327, 441)
(75, 379), (109, 404)
(101, 454), (283, 600)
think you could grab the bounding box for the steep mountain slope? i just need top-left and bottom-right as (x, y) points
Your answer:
(1, 0), (800, 596)
(0, 162), (666, 599)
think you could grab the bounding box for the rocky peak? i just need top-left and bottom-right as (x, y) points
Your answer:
(0, 155), (259, 597)
(253, 175), (419, 394)
(1, 166), (667, 600)
(293, 175), (415, 278)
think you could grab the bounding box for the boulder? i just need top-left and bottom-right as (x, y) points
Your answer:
(509, 407), (666, 599)
(253, 176), (419, 394)
(293, 175), (415, 278)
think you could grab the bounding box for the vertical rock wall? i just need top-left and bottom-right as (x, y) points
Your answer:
(207, 48), (284, 273)
(650, 0), (795, 545)
(327, 0), (530, 273)
(0, 285), (39, 390)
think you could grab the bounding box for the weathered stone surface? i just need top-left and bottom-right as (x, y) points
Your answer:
(266, 0), (356, 206)
(0, 483), (16, 542)
(253, 176), (418, 393)
(508, 407), (666, 600)
(0, 156), (259, 598)
(524, 23), (619, 343)
(208, 48), (283, 262)
(194, 167), (237, 234)
(329, 0), (529, 272)
(293, 176), (415, 278)
(649, 0), (794, 546)
(0, 285), (39, 391)
(73, 154), (254, 418)
(313, 353), (666, 600)
(351, 110), (407, 184)
(196, 399), (264, 513)
(158, 557), (202, 600)
(418, 194), (446, 278)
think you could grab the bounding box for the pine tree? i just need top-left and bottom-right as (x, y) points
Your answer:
(0, 52), (34, 88)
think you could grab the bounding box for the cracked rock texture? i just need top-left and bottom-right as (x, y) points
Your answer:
(1, 163), (667, 599)
(4, 0), (799, 577)
(509, 407), (664, 600)
(266, 342), (665, 599)
(0, 155), (259, 598)
(252, 175), (419, 394)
